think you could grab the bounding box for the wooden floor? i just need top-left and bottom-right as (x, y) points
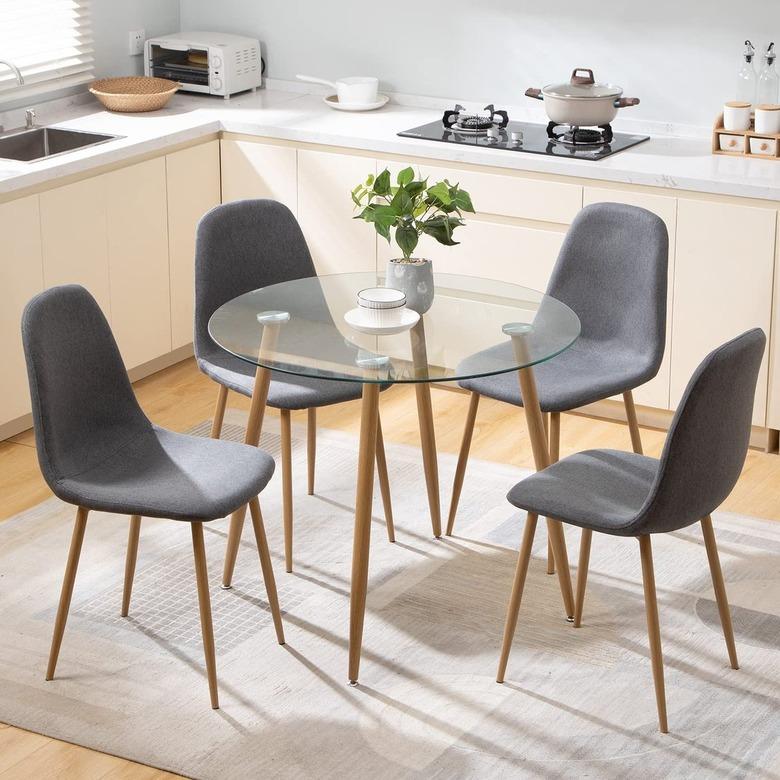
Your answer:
(2, 357), (779, 778)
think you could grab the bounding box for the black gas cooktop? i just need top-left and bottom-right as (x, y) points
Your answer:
(398, 104), (649, 161)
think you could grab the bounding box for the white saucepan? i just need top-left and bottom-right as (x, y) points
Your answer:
(296, 74), (379, 105)
(525, 68), (640, 127)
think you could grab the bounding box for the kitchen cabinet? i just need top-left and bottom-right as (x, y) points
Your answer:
(672, 199), (775, 425)
(583, 187), (678, 410)
(167, 140), (221, 349)
(0, 196), (43, 423)
(220, 138), (297, 213)
(40, 175), (111, 317)
(766, 211), (780, 430)
(105, 158), (172, 369)
(298, 149), (376, 274)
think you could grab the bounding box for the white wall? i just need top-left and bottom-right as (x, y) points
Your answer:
(180, 0), (780, 128)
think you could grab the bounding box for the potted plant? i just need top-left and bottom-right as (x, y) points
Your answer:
(351, 167), (475, 313)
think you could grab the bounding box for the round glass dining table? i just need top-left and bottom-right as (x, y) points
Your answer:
(208, 271), (581, 683)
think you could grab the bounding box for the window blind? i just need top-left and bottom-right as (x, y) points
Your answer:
(0, 0), (93, 99)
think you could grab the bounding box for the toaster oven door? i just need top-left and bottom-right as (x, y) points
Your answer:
(148, 42), (210, 92)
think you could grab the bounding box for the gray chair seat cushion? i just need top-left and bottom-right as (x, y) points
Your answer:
(458, 339), (654, 413)
(507, 449), (659, 536)
(55, 426), (275, 522)
(198, 350), (382, 410)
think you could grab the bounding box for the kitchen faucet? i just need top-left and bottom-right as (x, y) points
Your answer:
(0, 58), (25, 134)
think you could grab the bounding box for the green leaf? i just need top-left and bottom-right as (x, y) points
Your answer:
(405, 180), (426, 199)
(453, 188), (475, 213)
(422, 215), (458, 246)
(397, 166), (414, 187)
(365, 173), (375, 186)
(390, 186), (413, 216)
(395, 225), (419, 258)
(373, 169), (391, 196)
(372, 205), (398, 240)
(426, 181), (452, 205)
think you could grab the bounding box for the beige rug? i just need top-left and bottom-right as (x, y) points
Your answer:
(1, 410), (779, 779)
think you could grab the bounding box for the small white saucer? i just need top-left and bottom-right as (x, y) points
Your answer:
(344, 306), (419, 335)
(324, 94), (390, 112)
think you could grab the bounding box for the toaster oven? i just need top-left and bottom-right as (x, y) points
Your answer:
(144, 31), (263, 99)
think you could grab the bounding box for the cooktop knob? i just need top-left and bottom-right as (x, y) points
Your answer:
(486, 126), (500, 140)
(511, 130), (524, 143)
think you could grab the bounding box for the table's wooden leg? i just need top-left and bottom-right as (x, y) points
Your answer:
(415, 383), (442, 538)
(222, 363), (272, 589)
(348, 383), (380, 685)
(517, 363), (575, 620)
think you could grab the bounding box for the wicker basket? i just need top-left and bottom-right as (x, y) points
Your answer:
(89, 76), (179, 113)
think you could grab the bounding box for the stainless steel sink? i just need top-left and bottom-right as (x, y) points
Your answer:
(0, 127), (120, 163)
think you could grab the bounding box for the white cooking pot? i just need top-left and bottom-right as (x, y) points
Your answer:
(525, 68), (640, 127)
(296, 74), (379, 105)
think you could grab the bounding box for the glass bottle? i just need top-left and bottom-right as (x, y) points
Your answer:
(757, 42), (779, 105)
(737, 40), (757, 104)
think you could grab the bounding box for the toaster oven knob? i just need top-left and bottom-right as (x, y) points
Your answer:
(212, 77), (223, 91)
(211, 55), (222, 69)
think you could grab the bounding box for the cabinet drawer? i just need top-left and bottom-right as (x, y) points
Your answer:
(378, 158), (582, 224)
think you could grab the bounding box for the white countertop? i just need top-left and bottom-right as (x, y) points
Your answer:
(2, 87), (780, 202)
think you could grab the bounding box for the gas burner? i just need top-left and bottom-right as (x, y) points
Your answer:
(443, 103), (509, 134)
(547, 121), (614, 146)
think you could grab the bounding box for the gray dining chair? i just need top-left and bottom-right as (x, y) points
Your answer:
(448, 202), (669, 577)
(195, 199), (393, 581)
(22, 284), (284, 710)
(496, 328), (765, 733)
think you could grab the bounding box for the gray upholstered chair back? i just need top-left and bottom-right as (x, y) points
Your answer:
(635, 328), (766, 534)
(194, 199), (316, 360)
(547, 202), (668, 369)
(21, 284), (150, 490)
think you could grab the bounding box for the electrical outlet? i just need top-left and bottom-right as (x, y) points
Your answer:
(128, 29), (145, 56)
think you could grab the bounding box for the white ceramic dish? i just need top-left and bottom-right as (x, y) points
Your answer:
(323, 94), (390, 112)
(344, 306), (419, 335)
(357, 287), (405, 309)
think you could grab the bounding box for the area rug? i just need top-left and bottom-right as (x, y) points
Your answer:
(0, 410), (779, 779)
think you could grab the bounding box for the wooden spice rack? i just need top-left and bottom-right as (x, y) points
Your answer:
(712, 113), (780, 160)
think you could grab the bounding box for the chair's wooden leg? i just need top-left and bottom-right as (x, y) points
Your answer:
(280, 409), (294, 573)
(46, 507), (89, 681)
(375, 413), (395, 543)
(497, 512), (539, 683)
(700, 515), (739, 670)
(639, 535), (668, 733)
(574, 528), (592, 627)
(248, 497), (285, 644)
(446, 391), (480, 536)
(307, 407), (316, 495)
(547, 412), (561, 575)
(623, 390), (644, 455)
(191, 521), (219, 709)
(121, 515), (142, 617)
(349, 383), (380, 684)
(210, 384), (229, 439)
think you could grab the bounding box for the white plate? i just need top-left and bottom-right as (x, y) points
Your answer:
(344, 306), (419, 335)
(324, 94), (390, 112)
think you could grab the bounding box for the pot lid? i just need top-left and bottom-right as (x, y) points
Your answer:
(543, 68), (623, 99)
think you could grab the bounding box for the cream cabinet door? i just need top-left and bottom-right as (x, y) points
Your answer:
(0, 195), (43, 424)
(298, 149), (376, 274)
(40, 175), (111, 316)
(672, 199), (775, 425)
(220, 138), (297, 213)
(105, 158), (172, 369)
(377, 216), (564, 290)
(583, 187), (677, 410)
(768, 212), (780, 430)
(167, 141), (221, 349)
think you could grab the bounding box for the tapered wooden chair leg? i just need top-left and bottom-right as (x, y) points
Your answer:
(446, 391), (480, 536)
(307, 407), (316, 495)
(623, 390), (644, 455)
(700, 515), (739, 669)
(280, 409), (294, 573)
(249, 497), (285, 645)
(46, 507), (89, 681)
(639, 535), (668, 733)
(121, 515), (142, 617)
(546, 413), (561, 575)
(375, 414), (395, 542)
(222, 511), (245, 589)
(573, 528), (592, 627)
(210, 384), (229, 439)
(191, 522), (219, 709)
(497, 513), (539, 682)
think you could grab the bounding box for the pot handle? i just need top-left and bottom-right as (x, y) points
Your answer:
(614, 97), (640, 108)
(525, 87), (543, 100)
(571, 68), (595, 85)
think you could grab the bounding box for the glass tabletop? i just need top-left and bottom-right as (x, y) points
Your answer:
(208, 272), (581, 384)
